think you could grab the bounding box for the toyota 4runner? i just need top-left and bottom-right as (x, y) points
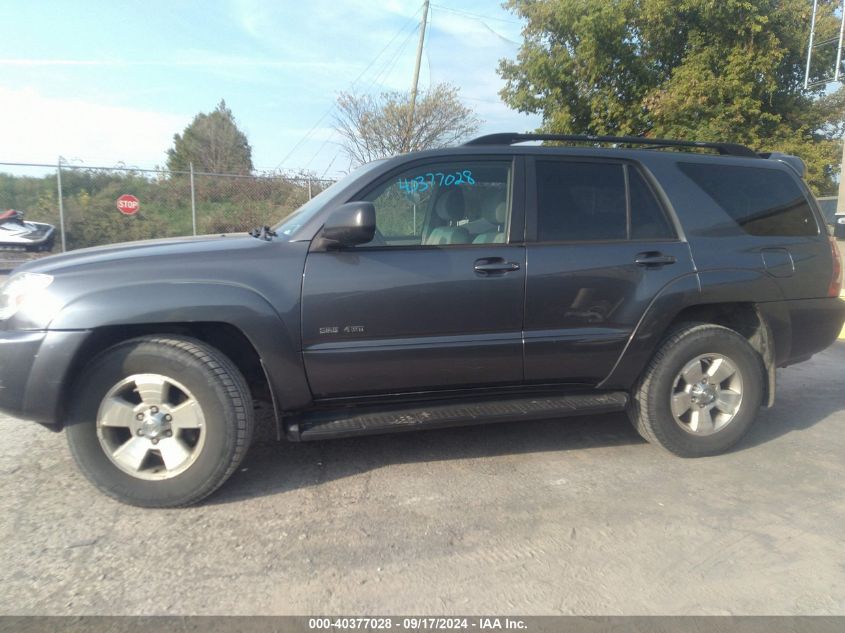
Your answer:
(1, 133), (843, 507)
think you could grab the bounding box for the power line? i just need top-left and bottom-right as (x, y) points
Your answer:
(274, 2), (425, 171)
(365, 19), (422, 93)
(429, 3), (522, 26)
(303, 16), (423, 169)
(462, 95), (505, 105)
(425, 5), (510, 109)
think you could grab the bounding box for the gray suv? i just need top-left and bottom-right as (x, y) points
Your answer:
(1, 133), (843, 507)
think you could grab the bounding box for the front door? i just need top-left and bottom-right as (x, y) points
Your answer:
(523, 157), (696, 384)
(301, 157), (526, 398)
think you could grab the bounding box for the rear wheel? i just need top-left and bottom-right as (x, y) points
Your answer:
(627, 323), (764, 457)
(66, 336), (253, 507)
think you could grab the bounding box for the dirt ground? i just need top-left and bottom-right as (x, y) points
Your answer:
(0, 241), (843, 615)
(1, 341), (843, 615)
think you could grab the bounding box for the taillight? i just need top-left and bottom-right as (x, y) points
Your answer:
(829, 236), (843, 297)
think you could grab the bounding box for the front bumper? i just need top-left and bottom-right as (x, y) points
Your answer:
(0, 329), (89, 428)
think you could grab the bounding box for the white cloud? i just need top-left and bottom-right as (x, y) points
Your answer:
(0, 59), (113, 67)
(0, 86), (187, 167)
(0, 54), (356, 72)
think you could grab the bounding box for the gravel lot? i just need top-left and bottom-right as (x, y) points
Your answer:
(0, 339), (844, 615)
(0, 245), (844, 615)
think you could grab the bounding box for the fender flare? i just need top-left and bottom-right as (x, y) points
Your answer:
(49, 281), (313, 413)
(598, 272), (700, 390)
(599, 268), (786, 393)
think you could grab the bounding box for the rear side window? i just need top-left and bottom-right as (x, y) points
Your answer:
(536, 161), (626, 241)
(678, 163), (818, 237)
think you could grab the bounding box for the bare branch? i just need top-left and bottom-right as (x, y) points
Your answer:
(333, 83), (482, 166)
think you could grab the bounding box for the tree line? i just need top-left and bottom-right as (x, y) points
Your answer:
(0, 168), (323, 250)
(4, 0), (844, 251)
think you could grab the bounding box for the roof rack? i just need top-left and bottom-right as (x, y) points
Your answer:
(464, 133), (759, 158)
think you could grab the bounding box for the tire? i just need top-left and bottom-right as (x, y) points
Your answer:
(66, 336), (254, 507)
(627, 322), (764, 457)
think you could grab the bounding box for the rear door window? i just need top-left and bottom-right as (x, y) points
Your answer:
(629, 168), (675, 239)
(678, 163), (818, 237)
(536, 161), (626, 241)
(534, 160), (676, 242)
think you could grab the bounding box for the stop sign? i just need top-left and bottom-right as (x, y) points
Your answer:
(116, 194), (140, 215)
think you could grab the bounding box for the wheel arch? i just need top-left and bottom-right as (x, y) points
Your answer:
(57, 322), (280, 434)
(666, 303), (777, 407)
(49, 282), (312, 431)
(601, 270), (787, 408)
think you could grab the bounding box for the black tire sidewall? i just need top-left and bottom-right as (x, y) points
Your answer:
(643, 327), (764, 456)
(66, 339), (245, 507)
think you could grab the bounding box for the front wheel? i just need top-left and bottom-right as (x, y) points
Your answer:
(627, 323), (764, 457)
(66, 336), (254, 507)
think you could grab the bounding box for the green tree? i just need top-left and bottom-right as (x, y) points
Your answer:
(166, 100), (254, 174)
(334, 83), (481, 166)
(499, 0), (845, 193)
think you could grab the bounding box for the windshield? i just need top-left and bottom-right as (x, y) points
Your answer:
(273, 160), (387, 239)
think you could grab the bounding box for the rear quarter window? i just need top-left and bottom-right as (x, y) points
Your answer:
(678, 163), (818, 237)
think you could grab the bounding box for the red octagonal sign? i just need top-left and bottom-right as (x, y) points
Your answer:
(116, 194), (140, 216)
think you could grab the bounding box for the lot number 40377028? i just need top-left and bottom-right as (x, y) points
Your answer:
(398, 170), (476, 193)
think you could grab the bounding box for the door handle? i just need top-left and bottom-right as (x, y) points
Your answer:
(634, 252), (676, 267)
(474, 258), (521, 274)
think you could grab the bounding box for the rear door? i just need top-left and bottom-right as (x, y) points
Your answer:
(301, 156), (526, 398)
(523, 156), (696, 384)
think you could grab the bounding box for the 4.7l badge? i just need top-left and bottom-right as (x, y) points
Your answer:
(319, 325), (365, 336)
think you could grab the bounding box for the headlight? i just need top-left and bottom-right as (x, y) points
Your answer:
(837, 217), (845, 225)
(0, 273), (54, 320)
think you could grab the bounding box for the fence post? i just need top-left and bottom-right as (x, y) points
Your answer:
(56, 158), (67, 252)
(190, 162), (197, 236)
(307, 178), (313, 200)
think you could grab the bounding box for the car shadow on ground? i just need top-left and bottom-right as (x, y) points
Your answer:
(208, 341), (845, 506)
(735, 340), (845, 451)
(209, 411), (643, 505)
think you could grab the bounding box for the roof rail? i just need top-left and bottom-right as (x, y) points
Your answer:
(464, 133), (759, 158)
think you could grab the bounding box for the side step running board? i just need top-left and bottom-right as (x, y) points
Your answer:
(287, 392), (628, 442)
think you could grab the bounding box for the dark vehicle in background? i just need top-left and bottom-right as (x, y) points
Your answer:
(836, 215), (845, 239)
(0, 209), (55, 252)
(1, 133), (843, 507)
(830, 203), (845, 240)
(815, 197), (845, 239)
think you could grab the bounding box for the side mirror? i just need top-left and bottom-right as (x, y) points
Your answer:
(313, 202), (376, 250)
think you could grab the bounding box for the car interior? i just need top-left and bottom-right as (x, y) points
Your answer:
(421, 173), (510, 245)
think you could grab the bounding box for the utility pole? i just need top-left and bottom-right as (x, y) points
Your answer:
(804, 0), (819, 91)
(189, 162), (197, 236)
(406, 0), (430, 153)
(832, 1), (845, 214)
(839, 143), (845, 214)
(804, 0), (845, 213)
(56, 157), (66, 252)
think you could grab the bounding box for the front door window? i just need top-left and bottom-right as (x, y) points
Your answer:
(361, 161), (513, 247)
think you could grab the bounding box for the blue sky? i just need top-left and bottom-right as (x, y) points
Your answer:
(0, 0), (541, 177)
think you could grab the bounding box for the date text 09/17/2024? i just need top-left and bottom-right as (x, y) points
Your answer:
(307, 617), (527, 630)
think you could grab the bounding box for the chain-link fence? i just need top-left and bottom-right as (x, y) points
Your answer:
(0, 161), (335, 252)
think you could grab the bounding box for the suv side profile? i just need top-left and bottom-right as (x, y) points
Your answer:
(1, 133), (843, 507)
